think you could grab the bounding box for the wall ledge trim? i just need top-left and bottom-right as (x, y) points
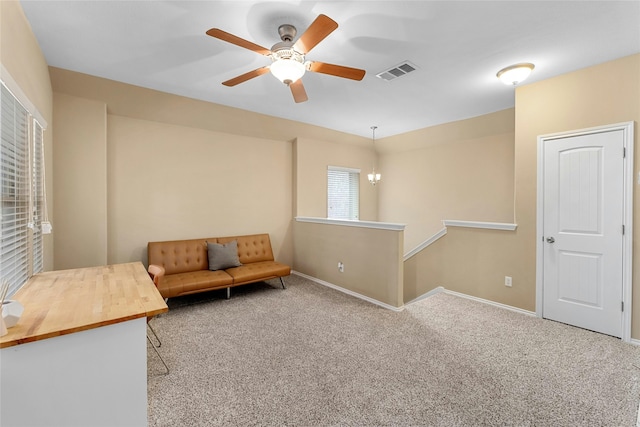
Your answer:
(404, 228), (447, 261)
(295, 216), (405, 231)
(442, 220), (517, 231)
(292, 271), (404, 312)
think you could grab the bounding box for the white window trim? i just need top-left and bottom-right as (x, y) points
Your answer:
(328, 165), (360, 174)
(327, 165), (360, 221)
(1, 64), (47, 128)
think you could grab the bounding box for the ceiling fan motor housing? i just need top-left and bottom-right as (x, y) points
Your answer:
(271, 24), (307, 72)
(277, 24), (297, 42)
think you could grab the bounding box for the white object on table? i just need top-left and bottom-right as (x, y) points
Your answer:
(2, 300), (24, 328)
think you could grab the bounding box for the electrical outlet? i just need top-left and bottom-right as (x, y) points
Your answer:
(338, 262), (344, 273)
(505, 276), (512, 287)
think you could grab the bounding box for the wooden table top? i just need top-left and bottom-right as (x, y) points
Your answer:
(0, 262), (168, 348)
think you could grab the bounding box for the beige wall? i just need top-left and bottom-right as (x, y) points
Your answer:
(12, 0), (639, 338)
(404, 227), (525, 306)
(51, 91), (295, 268)
(403, 54), (640, 338)
(378, 109), (515, 253)
(51, 70), (394, 306)
(53, 94), (107, 269)
(294, 220), (403, 307)
(49, 68), (372, 148)
(295, 137), (378, 220)
(516, 54), (640, 336)
(0, 2), (51, 116)
(0, 1), (54, 271)
(49, 69), (377, 270)
(106, 114), (293, 266)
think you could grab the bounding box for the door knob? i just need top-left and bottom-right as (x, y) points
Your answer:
(546, 236), (555, 243)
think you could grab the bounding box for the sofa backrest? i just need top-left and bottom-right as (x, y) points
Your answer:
(148, 238), (214, 275)
(148, 234), (275, 274)
(218, 234), (275, 264)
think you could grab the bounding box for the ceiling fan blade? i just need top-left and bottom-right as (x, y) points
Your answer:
(222, 66), (270, 87)
(308, 61), (366, 81)
(293, 14), (338, 54)
(206, 28), (271, 56)
(290, 79), (308, 103)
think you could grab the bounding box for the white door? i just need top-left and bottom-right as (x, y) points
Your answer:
(542, 129), (624, 337)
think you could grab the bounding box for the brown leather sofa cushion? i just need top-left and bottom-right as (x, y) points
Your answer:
(225, 261), (291, 284)
(157, 269), (233, 299)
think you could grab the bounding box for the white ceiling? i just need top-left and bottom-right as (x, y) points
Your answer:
(20, 1), (640, 139)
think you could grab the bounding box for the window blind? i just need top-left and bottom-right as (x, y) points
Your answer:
(31, 121), (44, 274)
(327, 166), (359, 220)
(1, 83), (30, 296)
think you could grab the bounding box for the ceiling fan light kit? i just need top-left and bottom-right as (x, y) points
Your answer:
(497, 62), (535, 86)
(270, 58), (306, 84)
(206, 14), (365, 103)
(269, 44), (307, 84)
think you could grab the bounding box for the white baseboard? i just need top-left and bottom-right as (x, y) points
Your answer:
(293, 273), (639, 349)
(437, 289), (640, 343)
(442, 289), (536, 317)
(292, 272), (535, 317)
(404, 287), (445, 305)
(406, 286), (536, 317)
(292, 271), (404, 312)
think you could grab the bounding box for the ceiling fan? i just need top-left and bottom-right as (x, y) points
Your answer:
(206, 14), (366, 103)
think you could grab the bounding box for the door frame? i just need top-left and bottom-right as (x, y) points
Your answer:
(536, 121), (634, 342)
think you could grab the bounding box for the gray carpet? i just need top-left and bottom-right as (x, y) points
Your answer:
(147, 274), (640, 426)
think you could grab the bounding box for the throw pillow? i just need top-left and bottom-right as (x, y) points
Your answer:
(207, 240), (242, 271)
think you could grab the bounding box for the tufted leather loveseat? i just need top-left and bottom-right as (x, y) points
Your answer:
(147, 233), (290, 299)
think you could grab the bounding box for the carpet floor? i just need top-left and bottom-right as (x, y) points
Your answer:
(147, 274), (640, 426)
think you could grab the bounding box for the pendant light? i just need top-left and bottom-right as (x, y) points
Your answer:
(367, 126), (381, 186)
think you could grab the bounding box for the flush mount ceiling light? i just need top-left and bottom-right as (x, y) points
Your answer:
(496, 63), (535, 86)
(368, 126), (381, 186)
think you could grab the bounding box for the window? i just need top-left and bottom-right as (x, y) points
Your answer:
(327, 166), (359, 220)
(1, 81), (45, 297)
(31, 121), (44, 274)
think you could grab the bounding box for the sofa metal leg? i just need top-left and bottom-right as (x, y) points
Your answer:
(226, 287), (231, 299)
(147, 334), (169, 376)
(280, 277), (286, 289)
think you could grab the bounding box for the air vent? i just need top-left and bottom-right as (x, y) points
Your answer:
(376, 61), (418, 81)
